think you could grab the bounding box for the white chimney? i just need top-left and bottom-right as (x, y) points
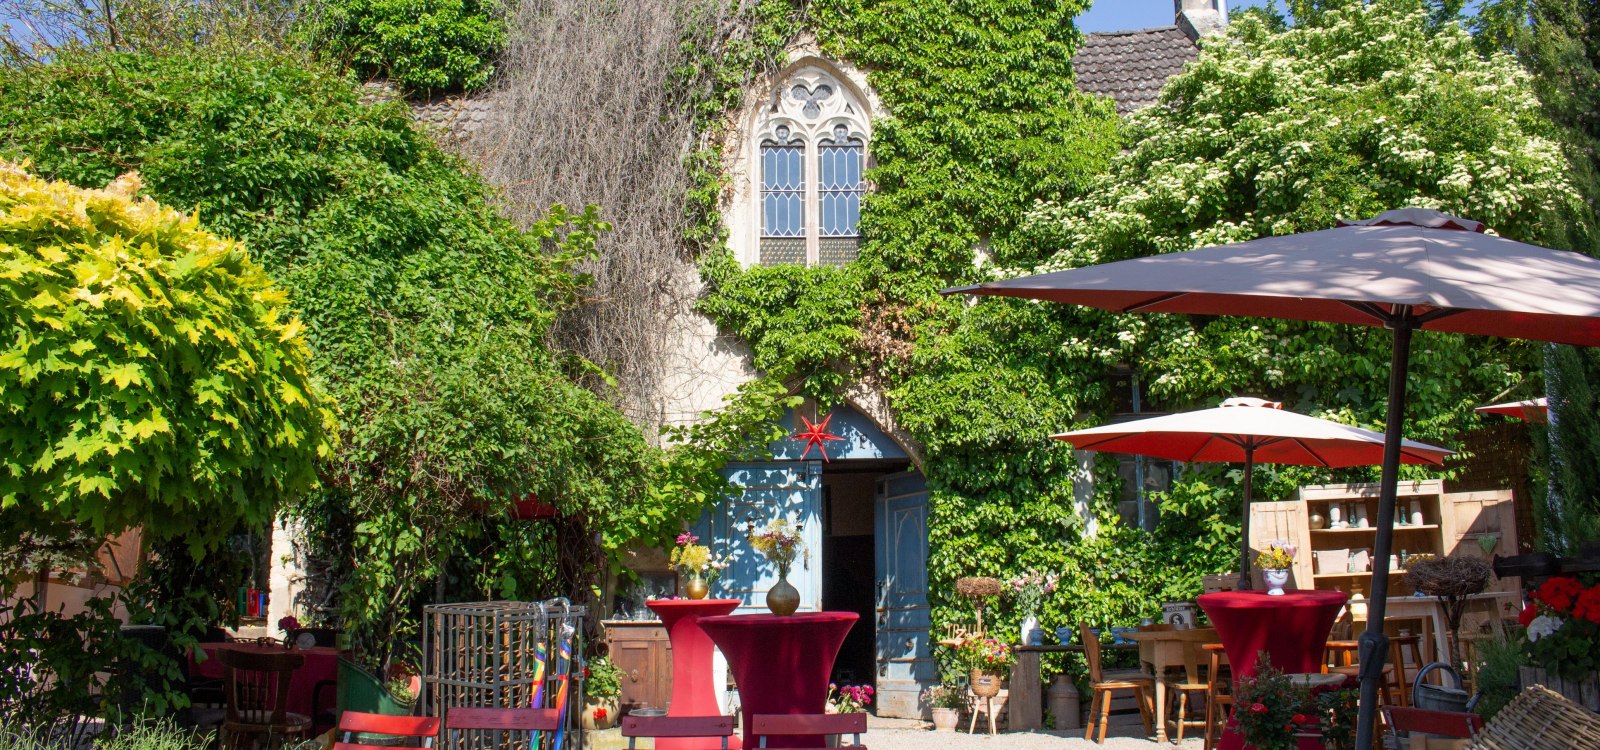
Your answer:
(1176, 0), (1227, 40)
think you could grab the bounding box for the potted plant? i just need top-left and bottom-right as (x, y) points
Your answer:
(583, 656), (623, 729)
(1516, 576), (1600, 710)
(825, 682), (873, 714)
(1255, 546), (1296, 596)
(669, 532), (727, 600)
(956, 636), (1012, 697)
(1231, 654), (1303, 750)
(746, 516), (806, 615)
(1005, 570), (1058, 645)
(922, 685), (966, 732)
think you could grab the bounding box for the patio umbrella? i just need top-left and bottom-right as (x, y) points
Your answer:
(944, 208), (1600, 747)
(1052, 397), (1452, 588)
(1474, 396), (1549, 422)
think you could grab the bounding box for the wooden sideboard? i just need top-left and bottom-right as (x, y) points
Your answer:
(604, 620), (672, 714)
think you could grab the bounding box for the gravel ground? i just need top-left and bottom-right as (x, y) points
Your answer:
(588, 717), (1205, 750)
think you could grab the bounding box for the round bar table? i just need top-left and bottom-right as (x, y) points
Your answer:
(699, 612), (858, 750)
(1199, 589), (1347, 750)
(648, 599), (743, 750)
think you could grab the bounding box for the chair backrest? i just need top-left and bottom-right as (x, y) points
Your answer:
(218, 648), (304, 726)
(621, 715), (735, 750)
(751, 714), (866, 748)
(1382, 706), (1484, 739)
(1079, 624), (1104, 682)
(445, 707), (559, 749)
(338, 711), (441, 750)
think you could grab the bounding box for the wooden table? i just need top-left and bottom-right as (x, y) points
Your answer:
(1009, 643), (1137, 731)
(1124, 628), (1218, 744)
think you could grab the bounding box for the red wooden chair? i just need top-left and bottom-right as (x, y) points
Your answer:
(621, 715), (737, 750)
(336, 711), (442, 750)
(446, 707), (563, 748)
(751, 714), (866, 749)
(1382, 706), (1484, 749)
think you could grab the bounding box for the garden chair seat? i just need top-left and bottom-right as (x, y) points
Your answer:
(337, 711), (441, 750)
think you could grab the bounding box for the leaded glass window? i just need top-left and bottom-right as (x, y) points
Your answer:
(761, 129), (805, 239)
(819, 125), (863, 238)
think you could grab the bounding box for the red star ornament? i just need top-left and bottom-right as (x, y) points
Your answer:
(792, 413), (845, 461)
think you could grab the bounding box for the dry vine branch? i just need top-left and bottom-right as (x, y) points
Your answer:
(456, 0), (792, 433)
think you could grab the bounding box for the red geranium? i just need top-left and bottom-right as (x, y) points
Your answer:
(1534, 576), (1585, 612)
(1574, 586), (1600, 625)
(1519, 601), (1539, 627)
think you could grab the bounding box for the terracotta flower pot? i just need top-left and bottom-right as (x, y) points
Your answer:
(931, 707), (961, 732)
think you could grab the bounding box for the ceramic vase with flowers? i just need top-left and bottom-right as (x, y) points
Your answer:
(670, 532), (728, 599)
(1006, 570), (1059, 645)
(748, 516), (806, 615)
(1256, 545), (1296, 596)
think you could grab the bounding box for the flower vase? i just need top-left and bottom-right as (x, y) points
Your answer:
(931, 707), (961, 732)
(970, 669), (1003, 698)
(1263, 568), (1290, 596)
(767, 564), (800, 616)
(685, 573), (710, 600)
(1021, 614), (1042, 646)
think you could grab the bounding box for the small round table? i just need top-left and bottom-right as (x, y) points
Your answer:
(699, 612), (858, 750)
(1199, 589), (1347, 750)
(648, 599), (743, 750)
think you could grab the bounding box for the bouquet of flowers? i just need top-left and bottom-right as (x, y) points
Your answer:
(669, 532), (729, 582)
(955, 636), (1013, 675)
(826, 683), (874, 714)
(1005, 570), (1059, 619)
(1255, 546), (1295, 571)
(748, 517), (806, 574)
(1518, 575), (1600, 679)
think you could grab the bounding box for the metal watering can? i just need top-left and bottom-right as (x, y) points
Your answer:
(1412, 662), (1471, 713)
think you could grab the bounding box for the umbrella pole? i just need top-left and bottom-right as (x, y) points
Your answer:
(1354, 315), (1416, 750)
(1237, 448), (1256, 590)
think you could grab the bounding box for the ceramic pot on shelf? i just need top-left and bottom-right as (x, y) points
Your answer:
(767, 564), (800, 616)
(1263, 568), (1291, 596)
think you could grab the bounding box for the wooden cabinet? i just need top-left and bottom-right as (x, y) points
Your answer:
(604, 620), (672, 715)
(1249, 480), (1521, 661)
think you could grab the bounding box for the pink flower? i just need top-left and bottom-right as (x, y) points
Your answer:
(1249, 703), (1267, 714)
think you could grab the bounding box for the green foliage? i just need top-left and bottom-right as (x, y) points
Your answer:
(584, 655), (623, 698)
(0, 51), (652, 673)
(0, 162), (332, 551)
(1472, 630), (1529, 721)
(310, 0), (506, 95)
(94, 721), (208, 750)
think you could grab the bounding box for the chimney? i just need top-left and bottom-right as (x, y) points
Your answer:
(1175, 0), (1227, 40)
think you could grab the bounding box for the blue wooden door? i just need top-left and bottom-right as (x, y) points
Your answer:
(697, 461), (823, 614)
(874, 471), (934, 718)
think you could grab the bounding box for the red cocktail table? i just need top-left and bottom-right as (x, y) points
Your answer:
(1200, 589), (1347, 750)
(699, 612), (857, 750)
(648, 599), (743, 750)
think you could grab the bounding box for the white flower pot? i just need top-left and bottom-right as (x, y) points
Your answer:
(1264, 568), (1290, 596)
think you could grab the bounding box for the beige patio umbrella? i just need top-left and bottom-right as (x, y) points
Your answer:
(944, 208), (1600, 746)
(1474, 396), (1550, 422)
(1053, 397), (1453, 588)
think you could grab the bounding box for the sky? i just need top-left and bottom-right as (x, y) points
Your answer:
(1078, 0), (1275, 33)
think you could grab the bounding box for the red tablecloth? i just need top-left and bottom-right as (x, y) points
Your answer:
(1199, 590), (1347, 750)
(649, 599), (743, 750)
(191, 642), (340, 717)
(699, 613), (857, 750)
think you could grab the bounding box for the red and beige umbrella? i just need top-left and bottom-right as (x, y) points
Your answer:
(1053, 397), (1452, 587)
(1474, 396), (1549, 423)
(946, 208), (1600, 746)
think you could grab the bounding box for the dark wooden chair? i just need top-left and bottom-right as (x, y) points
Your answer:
(1202, 643), (1232, 750)
(336, 712), (441, 750)
(621, 715), (737, 750)
(1382, 706), (1483, 750)
(218, 649), (310, 750)
(1081, 623), (1155, 744)
(751, 714), (866, 749)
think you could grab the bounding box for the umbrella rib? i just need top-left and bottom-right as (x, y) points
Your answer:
(1289, 438), (1334, 468)
(1415, 307), (1467, 325)
(1122, 293), (1187, 314)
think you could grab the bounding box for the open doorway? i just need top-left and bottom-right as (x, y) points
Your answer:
(821, 459), (908, 703)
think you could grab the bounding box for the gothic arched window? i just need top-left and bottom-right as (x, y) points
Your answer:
(753, 66), (871, 267)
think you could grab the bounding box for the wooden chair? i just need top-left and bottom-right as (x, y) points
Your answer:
(1382, 706), (1483, 750)
(1202, 643), (1231, 750)
(1325, 634), (1420, 706)
(1080, 623), (1154, 744)
(446, 707), (562, 749)
(751, 714), (866, 749)
(336, 711), (441, 750)
(622, 715), (736, 750)
(218, 649), (310, 750)
(1164, 639), (1211, 743)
